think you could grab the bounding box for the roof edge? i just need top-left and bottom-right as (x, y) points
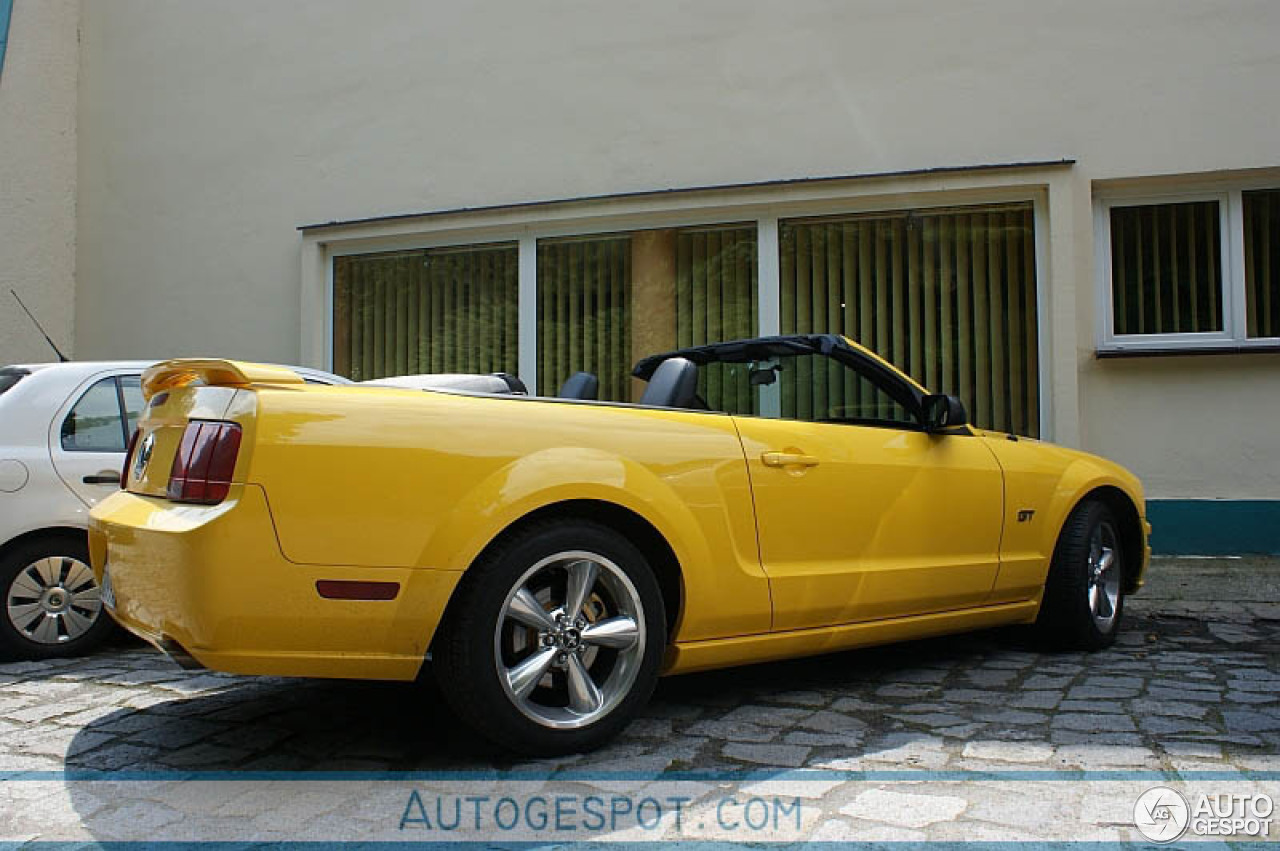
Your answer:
(298, 159), (1075, 233)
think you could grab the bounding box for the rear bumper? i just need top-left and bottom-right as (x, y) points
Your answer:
(88, 485), (461, 680)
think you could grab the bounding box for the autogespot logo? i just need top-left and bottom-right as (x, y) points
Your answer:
(1134, 787), (1190, 843)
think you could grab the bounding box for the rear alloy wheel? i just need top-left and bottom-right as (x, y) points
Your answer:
(1033, 499), (1125, 651)
(434, 521), (666, 754)
(0, 535), (114, 660)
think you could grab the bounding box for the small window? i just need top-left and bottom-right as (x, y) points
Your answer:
(60, 378), (127, 452)
(120, 376), (145, 436)
(1109, 200), (1223, 335)
(1244, 189), (1280, 339)
(1097, 184), (1280, 351)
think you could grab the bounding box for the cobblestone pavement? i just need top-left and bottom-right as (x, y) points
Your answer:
(1, 558), (1278, 842)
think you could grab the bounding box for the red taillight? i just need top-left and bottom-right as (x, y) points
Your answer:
(120, 428), (141, 488)
(167, 421), (242, 504)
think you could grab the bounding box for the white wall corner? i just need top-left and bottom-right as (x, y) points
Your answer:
(299, 236), (328, 369)
(1045, 172), (1083, 448)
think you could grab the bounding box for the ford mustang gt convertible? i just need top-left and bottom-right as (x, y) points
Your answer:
(89, 335), (1149, 754)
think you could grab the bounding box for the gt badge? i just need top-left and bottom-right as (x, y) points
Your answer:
(1016, 509), (1036, 523)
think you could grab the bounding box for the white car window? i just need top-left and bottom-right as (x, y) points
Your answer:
(60, 377), (127, 452)
(120, 375), (145, 435)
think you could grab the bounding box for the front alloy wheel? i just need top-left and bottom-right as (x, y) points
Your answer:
(1086, 520), (1121, 633)
(1034, 498), (1126, 650)
(435, 520), (666, 754)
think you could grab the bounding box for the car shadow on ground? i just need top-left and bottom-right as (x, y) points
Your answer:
(42, 609), (1279, 841)
(61, 627), (1028, 772)
(57, 608), (1280, 776)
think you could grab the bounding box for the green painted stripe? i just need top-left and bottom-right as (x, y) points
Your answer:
(1147, 499), (1280, 555)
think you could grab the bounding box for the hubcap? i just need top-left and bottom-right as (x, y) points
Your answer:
(6, 557), (102, 644)
(494, 551), (645, 730)
(1086, 522), (1121, 632)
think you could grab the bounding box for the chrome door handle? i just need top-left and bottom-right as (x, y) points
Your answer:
(761, 451), (820, 468)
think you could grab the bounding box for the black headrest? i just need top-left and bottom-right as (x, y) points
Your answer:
(558, 371), (599, 400)
(492, 373), (528, 395)
(639, 357), (699, 408)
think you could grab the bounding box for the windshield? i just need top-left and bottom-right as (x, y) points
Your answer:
(0, 368), (29, 396)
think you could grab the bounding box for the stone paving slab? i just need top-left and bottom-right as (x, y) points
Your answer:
(0, 557), (1276, 842)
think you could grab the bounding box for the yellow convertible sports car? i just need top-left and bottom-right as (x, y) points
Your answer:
(89, 335), (1149, 754)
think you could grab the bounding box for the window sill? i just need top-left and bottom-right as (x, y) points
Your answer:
(1095, 344), (1280, 359)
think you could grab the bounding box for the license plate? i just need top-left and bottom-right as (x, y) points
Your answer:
(100, 563), (116, 610)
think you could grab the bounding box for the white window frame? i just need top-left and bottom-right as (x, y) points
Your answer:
(1095, 184), (1280, 352)
(315, 180), (1054, 437)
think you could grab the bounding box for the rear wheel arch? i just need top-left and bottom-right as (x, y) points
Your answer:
(449, 500), (684, 638)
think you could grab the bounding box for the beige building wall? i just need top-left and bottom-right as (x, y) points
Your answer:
(0, 0), (78, 365)
(69, 0), (1280, 500)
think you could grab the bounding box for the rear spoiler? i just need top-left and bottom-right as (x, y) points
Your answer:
(141, 359), (306, 399)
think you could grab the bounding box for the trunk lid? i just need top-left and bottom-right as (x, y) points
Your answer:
(123, 359), (304, 498)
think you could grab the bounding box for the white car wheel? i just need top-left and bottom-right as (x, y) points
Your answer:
(0, 535), (114, 660)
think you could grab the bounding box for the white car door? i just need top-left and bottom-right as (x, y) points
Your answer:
(48, 373), (145, 508)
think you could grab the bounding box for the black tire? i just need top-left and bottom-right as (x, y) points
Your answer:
(433, 519), (666, 755)
(0, 533), (115, 661)
(1033, 499), (1125, 651)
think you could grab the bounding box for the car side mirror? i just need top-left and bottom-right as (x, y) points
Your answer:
(921, 394), (968, 432)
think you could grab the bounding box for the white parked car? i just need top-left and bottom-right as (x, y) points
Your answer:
(0, 360), (349, 659)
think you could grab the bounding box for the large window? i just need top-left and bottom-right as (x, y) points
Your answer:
(1098, 186), (1280, 351)
(326, 200), (1044, 436)
(537, 226), (756, 401)
(333, 243), (518, 381)
(779, 203), (1039, 436)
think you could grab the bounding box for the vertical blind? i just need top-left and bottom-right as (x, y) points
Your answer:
(332, 244), (518, 381)
(1110, 201), (1222, 336)
(676, 227), (758, 413)
(780, 203), (1039, 436)
(537, 237), (632, 399)
(1244, 189), (1279, 339)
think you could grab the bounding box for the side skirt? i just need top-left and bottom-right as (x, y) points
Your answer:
(663, 599), (1040, 675)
